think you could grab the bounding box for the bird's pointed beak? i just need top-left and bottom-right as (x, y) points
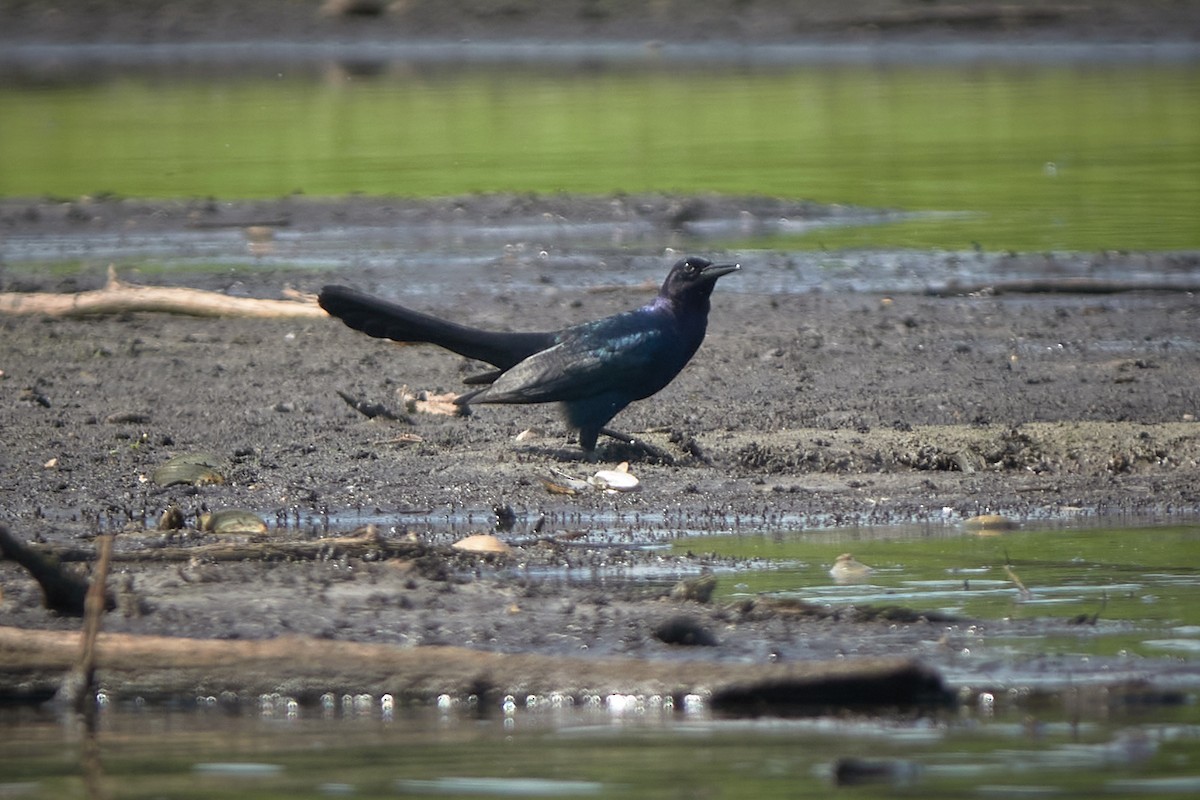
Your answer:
(702, 262), (741, 281)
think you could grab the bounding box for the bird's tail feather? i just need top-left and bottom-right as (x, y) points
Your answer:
(319, 285), (554, 370)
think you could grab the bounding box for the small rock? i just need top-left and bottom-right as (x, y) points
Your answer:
(200, 509), (267, 535)
(833, 757), (921, 787)
(152, 452), (226, 487)
(105, 411), (151, 424)
(157, 505), (185, 531)
(829, 553), (874, 584)
(670, 573), (718, 603)
(493, 504), (517, 532)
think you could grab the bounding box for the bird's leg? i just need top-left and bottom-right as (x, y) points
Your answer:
(598, 427), (676, 465)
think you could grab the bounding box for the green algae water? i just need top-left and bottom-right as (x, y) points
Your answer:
(682, 523), (1200, 661)
(2, 62), (1197, 251)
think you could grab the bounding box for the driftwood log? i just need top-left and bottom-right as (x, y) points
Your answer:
(1, 523), (950, 711)
(0, 265), (326, 318)
(0, 625), (949, 713)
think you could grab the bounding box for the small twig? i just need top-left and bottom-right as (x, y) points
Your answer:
(55, 534), (115, 714)
(336, 389), (411, 422)
(1003, 563), (1033, 601)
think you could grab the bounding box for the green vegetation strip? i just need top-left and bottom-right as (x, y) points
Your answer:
(2, 64), (1197, 251)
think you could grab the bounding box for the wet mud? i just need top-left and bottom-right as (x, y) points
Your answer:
(1, 0), (1199, 708)
(1, 196), (1198, 707)
(3, 0), (1198, 48)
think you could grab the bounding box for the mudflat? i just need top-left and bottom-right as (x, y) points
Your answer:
(3, 0), (1198, 46)
(1, 193), (1197, 701)
(1, 0), (1198, 701)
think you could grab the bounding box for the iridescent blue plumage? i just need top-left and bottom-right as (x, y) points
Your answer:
(319, 257), (739, 452)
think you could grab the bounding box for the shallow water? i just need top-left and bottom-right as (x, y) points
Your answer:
(688, 522), (1200, 661)
(2, 58), (1197, 252)
(2, 681), (1198, 798)
(3, 522), (1198, 798)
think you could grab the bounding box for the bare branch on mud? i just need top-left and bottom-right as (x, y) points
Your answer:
(0, 265), (326, 318)
(0, 524), (112, 615)
(0, 624), (948, 710)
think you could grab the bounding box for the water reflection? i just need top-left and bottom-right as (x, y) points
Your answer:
(3, 698), (1197, 799)
(1, 58), (1196, 251)
(4, 520), (1196, 796)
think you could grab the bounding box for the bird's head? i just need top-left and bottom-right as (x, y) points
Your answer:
(659, 257), (740, 306)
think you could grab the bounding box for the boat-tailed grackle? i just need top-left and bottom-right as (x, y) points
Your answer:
(318, 256), (739, 453)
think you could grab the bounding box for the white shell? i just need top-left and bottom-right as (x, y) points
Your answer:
(588, 469), (640, 491)
(514, 427), (542, 442)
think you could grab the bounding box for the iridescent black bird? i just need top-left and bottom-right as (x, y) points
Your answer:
(318, 257), (739, 452)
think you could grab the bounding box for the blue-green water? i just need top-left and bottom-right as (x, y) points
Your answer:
(2, 522), (1199, 798)
(1, 60), (1197, 251)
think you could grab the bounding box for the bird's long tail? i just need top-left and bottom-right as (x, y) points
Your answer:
(318, 285), (554, 371)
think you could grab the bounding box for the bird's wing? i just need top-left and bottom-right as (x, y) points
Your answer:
(467, 319), (670, 405)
